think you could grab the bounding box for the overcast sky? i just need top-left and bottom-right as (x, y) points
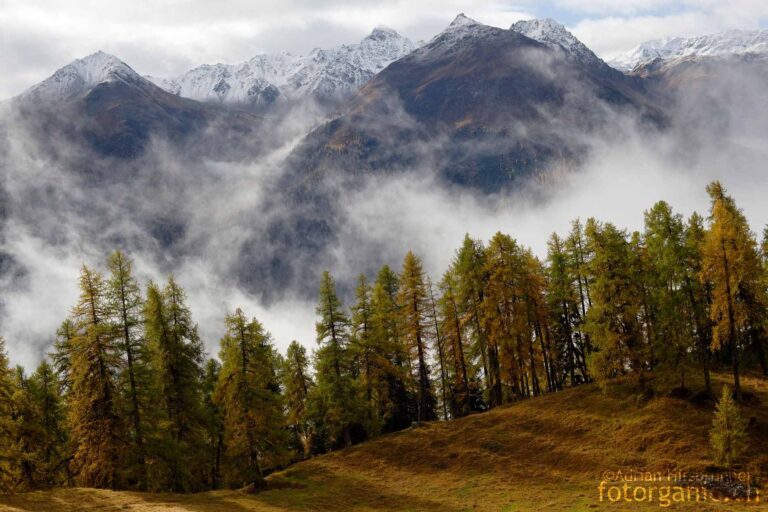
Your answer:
(1, 1), (768, 99)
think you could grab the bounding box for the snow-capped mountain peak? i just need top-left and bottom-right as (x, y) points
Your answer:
(511, 18), (602, 65)
(608, 28), (768, 71)
(447, 13), (480, 30)
(425, 12), (497, 51)
(16, 51), (144, 107)
(148, 28), (417, 106)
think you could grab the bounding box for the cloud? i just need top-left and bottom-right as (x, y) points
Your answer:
(339, 118), (768, 289)
(571, 12), (723, 59)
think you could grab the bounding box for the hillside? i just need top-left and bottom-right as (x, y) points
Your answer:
(2, 372), (765, 511)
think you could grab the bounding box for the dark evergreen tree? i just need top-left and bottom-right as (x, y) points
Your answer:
(145, 278), (206, 492)
(313, 271), (361, 448)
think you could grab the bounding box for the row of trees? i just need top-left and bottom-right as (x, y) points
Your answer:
(0, 181), (766, 493)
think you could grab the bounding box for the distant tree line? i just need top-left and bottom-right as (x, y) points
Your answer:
(0, 180), (766, 493)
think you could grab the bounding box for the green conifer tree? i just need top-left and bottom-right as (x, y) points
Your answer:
(26, 361), (68, 487)
(710, 385), (748, 471)
(0, 337), (17, 492)
(282, 341), (314, 458)
(370, 265), (412, 431)
(145, 278), (206, 492)
(313, 271), (360, 447)
(215, 309), (287, 488)
(584, 223), (650, 389)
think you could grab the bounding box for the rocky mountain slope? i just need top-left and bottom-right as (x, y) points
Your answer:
(287, 14), (659, 192)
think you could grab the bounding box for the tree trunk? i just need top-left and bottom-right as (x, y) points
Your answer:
(721, 241), (742, 402)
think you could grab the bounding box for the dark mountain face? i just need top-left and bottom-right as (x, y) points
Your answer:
(13, 52), (261, 160)
(12, 68), (264, 164)
(287, 22), (664, 193)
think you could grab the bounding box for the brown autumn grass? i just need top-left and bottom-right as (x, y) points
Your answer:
(1, 371), (766, 512)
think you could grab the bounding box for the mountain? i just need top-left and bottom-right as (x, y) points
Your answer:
(286, 15), (660, 192)
(16, 51), (146, 108)
(609, 28), (768, 72)
(10, 51), (263, 159)
(510, 18), (603, 67)
(148, 28), (417, 107)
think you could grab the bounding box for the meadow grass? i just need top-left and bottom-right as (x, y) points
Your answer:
(1, 371), (766, 511)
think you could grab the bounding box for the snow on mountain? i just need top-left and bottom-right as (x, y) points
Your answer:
(424, 13), (499, 52)
(608, 29), (768, 71)
(510, 18), (603, 66)
(149, 28), (417, 105)
(16, 51), (146, 107)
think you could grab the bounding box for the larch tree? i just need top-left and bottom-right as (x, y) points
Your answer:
(522, 249), (560, 394)
(0, 338), (17, 492)
(397, 251), (437, 422)
(427, 276), (449, 420)
(51, 320), (76, 395)
(350, 274), (379, 433)
(565, 219), (593, 321)
(282, 341), (314, 458)
(201, 358), (223, 489)
(584, 223), (649, 389)
(145, 278), (206, 492)
(369, 265), (412, 431)
(482, 232), (522, 403)
(313, 271), (360, 448)
(67, 266), (125, 489)
(546, 233), (586, 385)
(438, 273), (473, 417)
(12, 367), (37, 489)
(26, 361), (68, 487)
(644, 202), (697, 389)
(215, 309), (287, 489)
(106, 250), (149, 488)
(451, 236), (495, 406)
(710, 385), (748, 471)
(685, 213), (714, 393)
(701, 181), (764, 402)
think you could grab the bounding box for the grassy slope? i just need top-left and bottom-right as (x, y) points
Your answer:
(1, 372), (766, 512)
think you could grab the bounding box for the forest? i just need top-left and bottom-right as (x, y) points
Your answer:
(0, 180), (765, 494)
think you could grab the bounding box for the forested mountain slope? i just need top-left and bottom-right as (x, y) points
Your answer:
(1, 372), (766, 511)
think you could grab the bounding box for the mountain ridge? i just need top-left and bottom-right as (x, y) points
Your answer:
(609, 28), (768, 71)
(146, 27), (418, 106)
